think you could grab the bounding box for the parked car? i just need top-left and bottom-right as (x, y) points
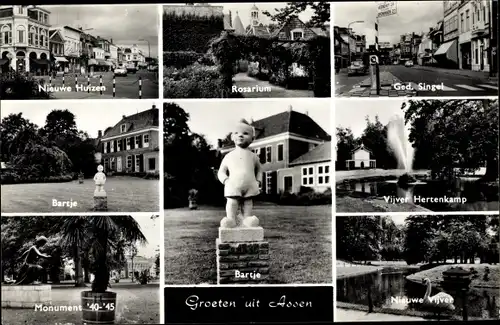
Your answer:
(404, 61), (414, 67)
(347, 61), (368, 76)
(147, 64), (158, 72)
(114, 65), (128, 76)
(126, 63), (137, 74)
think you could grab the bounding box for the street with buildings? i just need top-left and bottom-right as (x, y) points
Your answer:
(0, 5), (158, 99)
(334, 0), (498, 97)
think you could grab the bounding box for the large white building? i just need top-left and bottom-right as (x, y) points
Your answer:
(118, 44), (146, 67)
(345, 143), (376, 170)
(51, 25), (83, 73)
(0, 5), (51, 73)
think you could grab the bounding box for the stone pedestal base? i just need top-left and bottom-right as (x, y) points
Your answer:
(216, 235), (270, 284)
(93, 195), (107, 211)
(2, 285), (51, 308)
(219, 226), (264, 243)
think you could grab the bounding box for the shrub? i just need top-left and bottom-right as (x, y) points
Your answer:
(164, 63), (227, 98)
(286, 76), (310, 90)
(0, 170), (73, 184)
(139, 270), (150, 285)
(270, 187), (332, 206)
(0, 72), (52, 99)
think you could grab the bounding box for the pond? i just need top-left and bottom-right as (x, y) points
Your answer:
(336, 176), (499, 211)
(337, 269), (499, 319)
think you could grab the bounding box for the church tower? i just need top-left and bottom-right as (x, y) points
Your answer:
(250, 3), (260, 26)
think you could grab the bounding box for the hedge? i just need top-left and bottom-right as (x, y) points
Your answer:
(164, 63), (228, 98)
(163, 51), (215, 68)
(1, 171), (73, 184)
(163, 12), (224, 53)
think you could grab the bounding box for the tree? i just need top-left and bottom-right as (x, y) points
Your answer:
(360, 115), (397, 169)
(128, 244), (138, 282)
(263, 2), (330, 28)
(403, 99), (499, 180)
(0, 113), (39, 161)
(336, 216), (382, 262)
(335, 126), (356, 170)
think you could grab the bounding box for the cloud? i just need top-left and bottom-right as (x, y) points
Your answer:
(334, 1), (442, 45)
(45, 5), (159, 56)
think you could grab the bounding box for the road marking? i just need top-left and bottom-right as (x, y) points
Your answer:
(454, 84), (485, 91)
(440, 84), (457, 91)
(477, 84), (498, 90)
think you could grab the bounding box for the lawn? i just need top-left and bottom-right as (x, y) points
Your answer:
(1, 284), (160, 325)
(336, 196), (431, 213)
(164, 204), (332, 284)
(1, 176), (159, 213)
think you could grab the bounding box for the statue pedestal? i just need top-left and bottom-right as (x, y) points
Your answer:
(2, 285), (51, 308)
(216, 227), (270, 285)
(93, 191), (107, 211)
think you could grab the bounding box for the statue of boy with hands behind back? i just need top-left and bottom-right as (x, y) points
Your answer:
(217, 119), (262, 228)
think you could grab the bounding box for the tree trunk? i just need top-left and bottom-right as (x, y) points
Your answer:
(131, 258), (134, 282)
(483, 157), (499, 181)
(73, 245), (85, 287)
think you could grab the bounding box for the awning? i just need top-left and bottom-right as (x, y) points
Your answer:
(103, 61), (113, 66)
(434, 40), (456, 56)
(55, 56), (68, 63)
(31, 59), (50, 65)
(0, 59), (8, 65)
(96, 59), (107, 66)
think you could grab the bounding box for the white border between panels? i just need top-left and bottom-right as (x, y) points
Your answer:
(158, 4), (165, 324)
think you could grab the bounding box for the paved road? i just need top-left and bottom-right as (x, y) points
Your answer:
(36, 70), (159, 99)
(336, 65), (498, 96)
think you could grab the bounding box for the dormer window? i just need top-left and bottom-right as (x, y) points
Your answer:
(120, 124), (126, 133)
(291, 28), (304, 40)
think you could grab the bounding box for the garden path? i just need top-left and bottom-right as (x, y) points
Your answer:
(233, 73), (314, 98)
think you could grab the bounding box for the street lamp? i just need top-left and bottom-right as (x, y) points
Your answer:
(138, 38), (151, 63)
(347, 20), (364, 65)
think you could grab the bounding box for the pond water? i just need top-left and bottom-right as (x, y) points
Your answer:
(337, 176), (499, 211)
(337, 269), (499, 319)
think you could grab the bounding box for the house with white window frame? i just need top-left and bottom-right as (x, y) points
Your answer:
(218, 105), (331, 195)
(99, 105), (159, 175)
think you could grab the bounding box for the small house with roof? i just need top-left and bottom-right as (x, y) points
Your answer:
(99, 105), (159, 174)
(218, 106), (331, 194)
(346, 143), (376, 170)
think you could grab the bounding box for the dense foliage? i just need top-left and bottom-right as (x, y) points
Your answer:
(1, 216), (147, 293)
(163, 51), (215, 68)
(0, 72), (52, 99)
(163, 12), (224, 53)
(336, 215), (499, 264)
(0, 110), (97, 184)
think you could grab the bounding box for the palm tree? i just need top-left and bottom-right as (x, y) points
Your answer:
(58, 216), (146, 292)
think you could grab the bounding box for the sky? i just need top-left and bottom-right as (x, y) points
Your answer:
(335, 99), (407, 137)
(210, 2), (316, 28)
(45, 5), (159, 58)
(169, 99), (331, 147)
(132, 214), (161, 258)
(334, 1), (443, 46)
(0, 101), (158, 139)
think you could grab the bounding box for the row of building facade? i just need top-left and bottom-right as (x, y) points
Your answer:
(0, 5), (150, 74)
(334, 0), (497, 73)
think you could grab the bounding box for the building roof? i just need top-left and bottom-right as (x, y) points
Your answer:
(247, 25), (271, 38)
(310, 26), (329, 37)
(221, 108), (331, 149)
(101, 107), (159, 140)
(223, 14), (234, 30)
(232, 12), (245, 35)
(290, 141), (332, 166)
(351, 143), (372, 154)
(250, 3), (259, 11)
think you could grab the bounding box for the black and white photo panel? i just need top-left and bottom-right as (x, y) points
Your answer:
(0, 101), (160, 213)
(164, 99), (332, 285)
(334, 1), (498, 97)
(335, 98), (499, 213)
(1, 214), (161, 325)
(335, 214), (500, 322)
(163, 2), (331, 99)
(1, 5), (159, 100)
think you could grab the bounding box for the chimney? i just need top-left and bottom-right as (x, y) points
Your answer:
(288, 105), (293, 112)
(152, 104), (156, 109)
(122, 115), (127, 119)
(217, 139), (223, 148)
(98, 130), (102, 138)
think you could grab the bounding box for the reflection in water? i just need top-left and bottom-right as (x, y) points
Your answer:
(338, 177), (498, 211)
(337, 270), (500, 319)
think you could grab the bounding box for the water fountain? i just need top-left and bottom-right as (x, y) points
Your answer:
(387, 116), (417, 187)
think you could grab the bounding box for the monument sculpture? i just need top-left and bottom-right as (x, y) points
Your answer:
(15, 236), (51, 285)
(217, 119), (262, 228)
(93, 153), (108, 211)
(215, 119), (270, 284)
